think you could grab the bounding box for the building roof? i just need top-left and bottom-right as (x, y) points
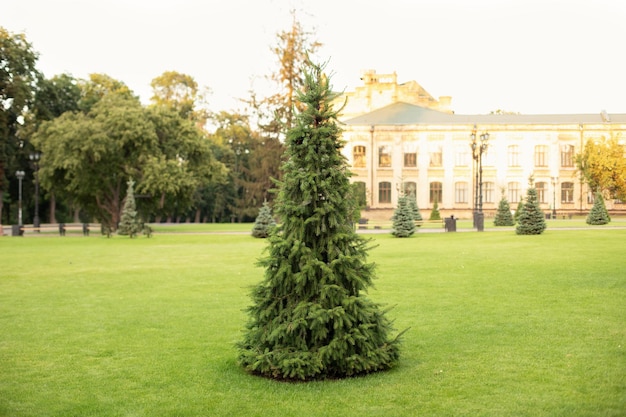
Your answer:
(342, 102), (626, 126)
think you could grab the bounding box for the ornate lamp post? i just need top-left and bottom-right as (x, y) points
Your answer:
(29, 151), (41, 230)
(470, 127), (489, 231)
(15, 170), (25, 226)
(551, 176), (558, 218)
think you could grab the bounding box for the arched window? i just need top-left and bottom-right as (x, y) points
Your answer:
(483, 181), (495, 203)
(561, 182), (574, 203)
(379, 181), (392, 203)
(455, 182), (468, 203)
(561, 145), (575, 167)
(508, 181), (521, 203)
(430, 182), (442, 203)
(352, 181), (367, 207)
(403, 181), (417, 197)
(378, 145), (391, 167)
(535, 181), (547, 203)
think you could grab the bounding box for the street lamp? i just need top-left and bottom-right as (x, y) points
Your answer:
(29, 151), (41, 230)
(15, 170), (25, 226)
(551, 176), (558, 218)
(470, 127), (489, 231)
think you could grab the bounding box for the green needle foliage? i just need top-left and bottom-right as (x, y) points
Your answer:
(586, 192), (611, 225)
(392, 194), (416, 237)
(237, 61), (402, 381)
(251, 200), (276, 238)
(117, 178), (140, 237)
(516, 183), (547, 235)
(429, 200), (441, 220)
(408, 193), (422, 222)
(494, 194), (515, 226)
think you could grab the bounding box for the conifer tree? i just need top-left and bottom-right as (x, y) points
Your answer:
(251, 200), (276, 238)
(392, 194), (416, 237)
(515, 181), (547, 235)
(586, 191), (611, 225)
(238, 61), (402, 381)
(118, 178), (140, 237)
(514, 197), (524, 223)
(429, 200), (441, 220)
(494, 193), (515, 226)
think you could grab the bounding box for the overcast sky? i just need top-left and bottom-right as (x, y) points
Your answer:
(3, 0), (626, 116)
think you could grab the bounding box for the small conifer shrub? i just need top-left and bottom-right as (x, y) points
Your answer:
(118, 178), (141, 238)
(429, 200), (441, 221)
(515, 183), (547, 235)
(494, 194), (515, 226)
(251, 200), (276, 238)
(392, 194), (416, 237)
(586, 192), (610, 225)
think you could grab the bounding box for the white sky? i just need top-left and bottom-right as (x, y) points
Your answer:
(3, 0), (626, 116)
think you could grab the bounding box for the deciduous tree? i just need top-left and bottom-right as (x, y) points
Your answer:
(576, 135), (626, 201)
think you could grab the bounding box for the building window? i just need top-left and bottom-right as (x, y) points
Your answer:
(353, 145), (366, 168)
(508, 145), (519, 167)
(403, 181), (417, 197)
(430, 182), (442, 203)
(378, 145), (391, 167)
(561, 145), (575, 167)
(455, 182), (468, 203)
(561, 182), (574, 203)
(379, 181), (391, 203)
(534, 145), (548, 167)
(455, 146), (469, 167)
(483, 181), (495, 204)
(403, 143), (417, 167)
(429, 145), (443, 167)
(535, 181), (547, 203)
(508, 181), (521, 204)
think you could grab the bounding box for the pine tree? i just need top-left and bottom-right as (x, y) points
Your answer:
(118, 178), (140, 237)
(586, 192), (611, 225)
(392, 194), (416, 237)
(515, 184), (547, 235)
(494, 195), (515, 226)
(429, 200), (441, 220)
(238, 61), (402, 381)
(514, 197), (524, 223)
(251, 200), (276, 238)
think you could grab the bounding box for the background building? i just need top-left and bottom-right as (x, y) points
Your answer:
(334, 71), (626, 220)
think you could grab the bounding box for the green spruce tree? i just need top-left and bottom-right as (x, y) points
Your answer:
(429, 200), (441, 220)
(118, 178), (140, 237)
(586, 191), (611, 225)
(494, 193), (515, 226)
(238, 61), (402, 381)
(251, 200), (276, 238)
(514, 197), (524, 223)
(516, 182), (547, 235)
(392, 194), (416, 237)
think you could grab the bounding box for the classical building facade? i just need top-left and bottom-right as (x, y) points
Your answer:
(334, 71), (626, 219)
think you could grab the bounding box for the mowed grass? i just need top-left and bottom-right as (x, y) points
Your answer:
(0, 229), (624, 417)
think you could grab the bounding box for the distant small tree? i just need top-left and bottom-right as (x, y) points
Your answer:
(391, 194), (416, 237)
(251, 200), (276, 238)
(586, 192), (610, 225)
(516, 181), (546, 235)
(118, 178), (141, 238)
(429, 200), (441, 221)
(494, 194), (515, 226)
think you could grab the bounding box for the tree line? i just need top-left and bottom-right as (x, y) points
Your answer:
(0, 14), (320, 231)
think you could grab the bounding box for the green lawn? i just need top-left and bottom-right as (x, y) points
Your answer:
(1, 229), (624, 416)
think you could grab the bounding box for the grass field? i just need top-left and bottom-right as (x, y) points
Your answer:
(1, 229), (624, 416)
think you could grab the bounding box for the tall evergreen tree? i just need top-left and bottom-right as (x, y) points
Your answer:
(118, 178), (140, 237)
(586, 191), (610, 225)
(392, 194), (416, 237)
(251, 199), (276, 238)
(494, 194), (515, 226)
(514, 197), (524, 223)
(238, 61), (402, 381)
(515, 182), (547, 235)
